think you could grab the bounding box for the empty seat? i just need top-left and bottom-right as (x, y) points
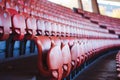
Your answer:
(5, 0), (18, 15)
(36, 18), (45, 35)
(44, 19), (52, 36)
(12, 14), (26, 40)
(20, 16), (37, 55)
(6, 13), (26, 58)
(66, 37), (78, 70)
(51, 22), (57, 36)
(26, 16), (37, 39)
(0, 10), (11, 40)
(116, 51), (120, 79)
(61, 37), (71, 78)
(34, 36), (63, 80)
(0, 9), (11, 59)
(48, 36), (63, 79)
(0, 0), (5, 9)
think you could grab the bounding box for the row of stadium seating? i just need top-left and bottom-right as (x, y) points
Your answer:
(75, 8), (120, 34)
(116, 51), (120, 79)
(0, 0), (120, 80)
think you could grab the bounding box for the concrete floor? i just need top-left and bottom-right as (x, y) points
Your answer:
(75, 51), (118, 80)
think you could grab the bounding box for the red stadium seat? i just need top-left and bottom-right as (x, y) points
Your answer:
(56, 24), (62, 36)
(61, 37), (71, 78)
(51, 22), (57, 36)
(20, 16), (37, 55)
(47, 43), (63, 80)
(26, 16), (37, 39)
(34, 36), (52, 76)
(5, 0), (18, 15)
(34, 36), (63, 80)
(12, 14), (26, 40)
(44, 19), (52, 36)
(61, 25), (66, 37)
(67, 38), (78, 70)
(0, 0), (5, 8)
(36, 18), (45, 35)
(0, 10), (11, 40)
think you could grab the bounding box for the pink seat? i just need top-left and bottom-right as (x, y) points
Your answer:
(61, 25), (66, 37)
(36, 18), (45, 35)
(34, 36), (51, 76)
(0, 0), (5, 8)
(47, 44), (63, 80)
(44, 19), (52, 36)
(23, 6), (31, 15)
(0, 10), (11, 40)
(12, 14), (26, 40)
(34, 36), (63, 80)
(68, 38), (79, 70)
(51, 22), (57, 36)
(5, 0), (18, 15)
(26, 16), (37, 39)
(6, 8), (18, 16)
(61, 37), (71, 78)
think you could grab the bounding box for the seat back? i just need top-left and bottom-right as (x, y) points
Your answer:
(34, 36), (51, 77)
(44, 19), (52, 36)
(61, 37), (71, 77)
(0, 10), (11, 40)
(6, 0), (18, 15)
(34, 36), (63, 79)
(26, 16), (37, 39)
(70, 40), (78, 70)
(47, 44), (63, 80)
(51, 22), (57, 36)
(36, 18), (45, 35)
(0, 0), (5, 8)
(12, 14), (26, 40)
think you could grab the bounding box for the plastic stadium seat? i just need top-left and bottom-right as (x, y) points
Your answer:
(116, 51), (120, 79)
(12, 14), (26, 40)
(51, 22), (57, 36)
(0, 0), (5, 8)
(6, 0), (18, 15)
(23, 6), (31, 16)
(21, 7), (30, 18)
(44, 19), (52, 36)
(17, 3), (24, 13)
(6, 5), (18, 15)
(5, 13), (26, 58)
(61, 37), (71, 78)
(34, 36), (63, 80)
(36, 18), (45, 35)
(78, 41), (88, 63)
(20, 16), (37, 55)
(67, 38), (78, 70)
(74, 41), (81, 68)
(0, 9), (11, 59)
(77, 41), (86, 65)
(26, 16), (37, 39)
(34, 36), (52, 76)
(48, 36), (63, 79)
(50, 36), (71, 78)
(0, 10), (11, 40)
(31, 9), (38, 17)
(56, 24), (61, 36)
(66, 25), (70, 37)
(49, 36), (61, 46)
(61, 25), (66, 37)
